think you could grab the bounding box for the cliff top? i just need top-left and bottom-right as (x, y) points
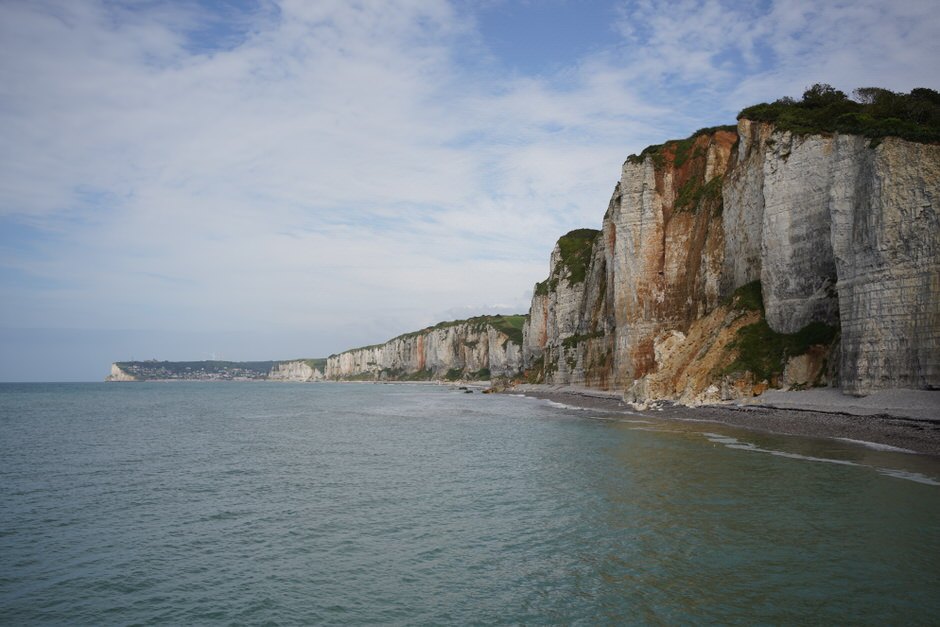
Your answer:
(115, 360), (279, 374)
(534, 228), (600, 295)
(626, 125), (737, 166)
(738, 84), (940, 144)
(625, 85), (939, 168)
(334, 314), (528, 356)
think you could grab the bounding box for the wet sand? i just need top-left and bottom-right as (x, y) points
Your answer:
(508, 384), (940, 456)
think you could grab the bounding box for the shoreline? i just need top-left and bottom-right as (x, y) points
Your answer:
(508, 384), (940, 456)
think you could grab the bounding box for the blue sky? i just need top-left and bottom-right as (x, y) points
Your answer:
(1, 0), (938, 381)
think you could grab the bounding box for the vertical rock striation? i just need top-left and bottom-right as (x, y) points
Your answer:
(268, 360), (325, 381)
(316, 102), (938, 398)
(829, 138), (940, 393)
(325, 317), (524, 381)
(522, 121), (939, 399)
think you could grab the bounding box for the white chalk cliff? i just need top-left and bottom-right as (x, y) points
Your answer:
(268, 360), (325, 382)
(522, 119), (938, 400)
(115, 90), (938, 401)
(325, 318), (524, 381)
(331, 114), (938, 400)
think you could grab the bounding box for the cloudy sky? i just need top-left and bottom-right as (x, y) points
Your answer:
(1, 0), (937, 380)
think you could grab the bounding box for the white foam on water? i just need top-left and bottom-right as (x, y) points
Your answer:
(545, 400), (588, 410)
(766, 449), (859, 466)
(876, 469), (940, 486)
(705, 433), (859, 466)
(835, 438), (918, 454)
(701, 433), (940, 485)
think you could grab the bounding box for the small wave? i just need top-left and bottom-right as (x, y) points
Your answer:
(705, 433), (860, 466)
(702, 433), (939, 485)
(876, 469), (940, 486)
(545, 400), (587, 411)
(835, 438), (917, 454)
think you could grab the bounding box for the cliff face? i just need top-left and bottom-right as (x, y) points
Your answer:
(268, 360), (325, 382)
(524, 121), (939, 399)
(325, 317), (524, 381)
(105, 363), (138, 381)
(105, 359), (326, 381)
(304, 112), (937, 398)
(521, 229), (614, 387)
(723, 125), (940, 395)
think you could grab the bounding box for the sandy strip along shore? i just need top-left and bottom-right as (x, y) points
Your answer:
(508, 384), (940, 456)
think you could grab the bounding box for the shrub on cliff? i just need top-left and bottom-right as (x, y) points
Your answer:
(555, 229), (599, 285)
(738, 84), (940, 143)
(724, 281), (839, 383)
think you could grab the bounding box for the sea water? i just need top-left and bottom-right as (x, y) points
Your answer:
(1, 382), (938, 624)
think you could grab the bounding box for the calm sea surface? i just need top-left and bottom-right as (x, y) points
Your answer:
(1, 382), (939, 625)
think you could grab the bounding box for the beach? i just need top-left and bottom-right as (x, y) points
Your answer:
(508, 385), (940, 456)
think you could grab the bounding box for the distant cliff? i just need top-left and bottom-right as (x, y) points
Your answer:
(106, 359), (326, 382)
(268, 360), (326, 382)
(325, 316), (524, 381)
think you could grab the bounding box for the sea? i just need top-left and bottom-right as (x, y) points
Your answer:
(1, 382), (939, 625)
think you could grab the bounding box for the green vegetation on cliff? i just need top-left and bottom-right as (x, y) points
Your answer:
(411, 314), (526, 345)
(533, 229), (601, 296)
(338, 314), (528, 357)
(624, 85), (938, 172)
(557, 229), (599, 284)
(739, 84), (940, 144)
(724, 282), (838, 382)
(302, 358), (328, 371)
(675, 175), (723, 214)
(626, 125), (737, 166)
(538, 229), (600, 293)
(486, 315), (526, 345)
(561, 331), (605, 350)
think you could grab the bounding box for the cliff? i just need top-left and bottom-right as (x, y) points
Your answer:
(107, 87), (939, 401)
(325, 316), (525, 381)
(524, 108), (939, 400)
(106, 363), (138, 381)
(268, 360), (326, 382)
(105, 359), (326, 381)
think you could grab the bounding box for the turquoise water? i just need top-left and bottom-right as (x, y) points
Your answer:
(1, 382), (939, 624)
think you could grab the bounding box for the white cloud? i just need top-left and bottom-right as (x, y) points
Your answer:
(610, 0), (940, 113)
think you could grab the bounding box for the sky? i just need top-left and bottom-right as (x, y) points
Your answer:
(1, 0), (938, 381)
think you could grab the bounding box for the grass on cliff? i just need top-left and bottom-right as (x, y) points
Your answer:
(405, 313), (526, 345)
(486, 315), (526, 345)
(561, 331), (605, 350)
(727, 280), (764, 311)
(336, 314), (528, 356)
(675, 175), (723, 213)
(537, 228), (599, 292)
(739, 84), (940, 144)
(626, 125), (737, 166)
(724, 281), (838, 382)
(557, 229), (599, 284)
